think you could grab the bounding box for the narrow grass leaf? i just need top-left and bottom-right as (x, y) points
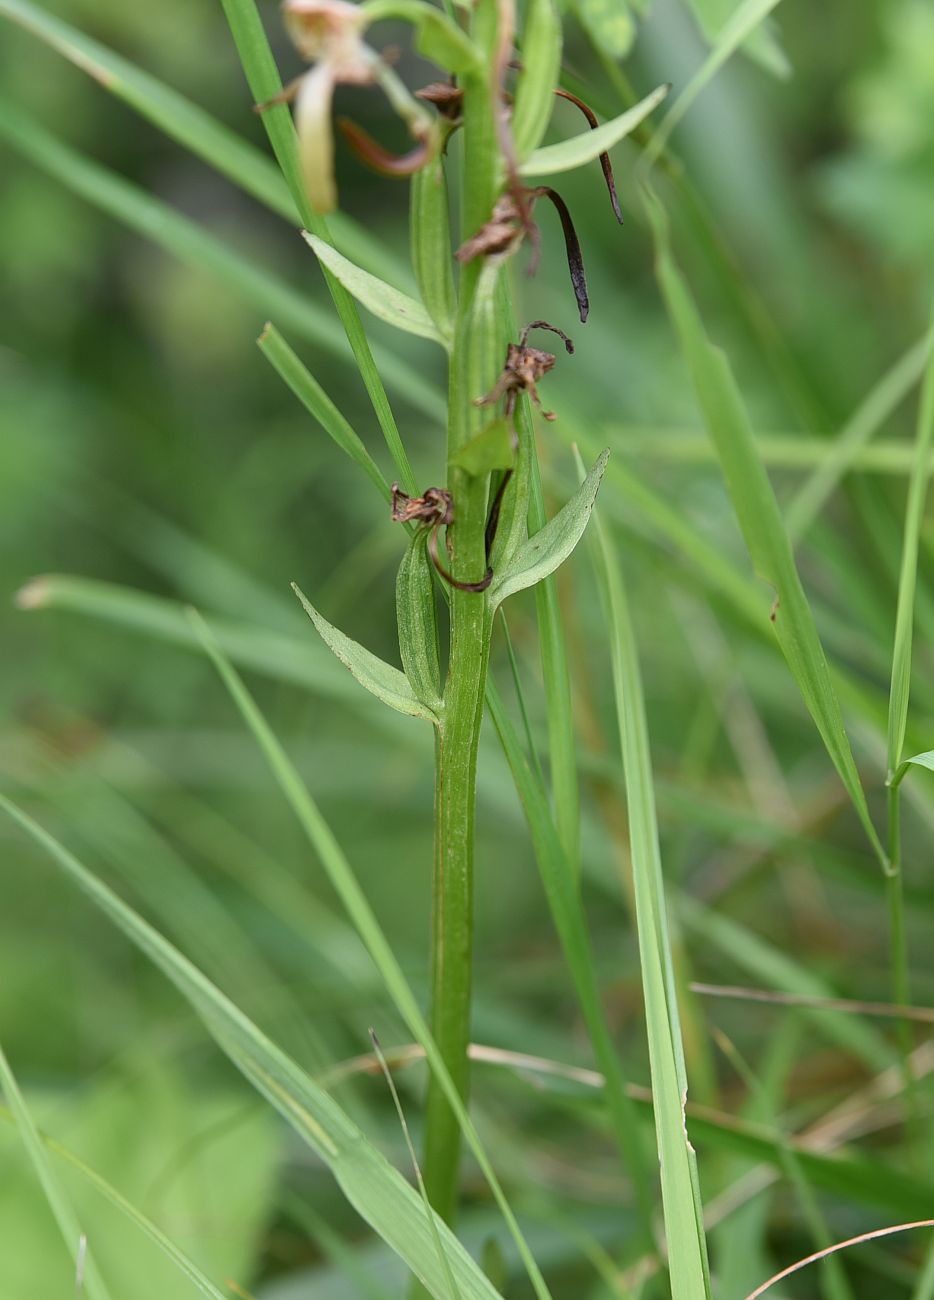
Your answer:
(0, 100), (441, 422)
(257, 322), (389, 499)
(396, 534), (443, 715)
(219, 0), (421, 491)
(685, 0), (790, 78)
(644, 0), (786, 162)
(292, 583), (440, 723)
(886, 311), (934, 777)
(645, 189), (885, 868)
(521, 83), (669, 175)
(788, 329), (934, 543)
(188, 614), (554, 1300)
(0, 800), (505, 1300)
(485, 679), (658, 1252)
(302, 233), (445, 345)
(410, 156), (456, 340)
(577, 450), (711, 1300)
(0, 1045), (113, 1300)
(489, 448), (609, 609)
(15, 574), (353, 699)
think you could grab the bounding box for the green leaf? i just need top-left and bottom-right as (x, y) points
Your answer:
(488, 448), (609, 609)
(303, 233), (445, 345)
(576, 450), (712, 1300)
(257, 322), (390, 499)
(452, 420), (514, 476)
(219, 0), (422, 493)
(292, 583), (440, 723)
(685, 0), (791, 78)
(644, 187), (886, 869)
(360, 0), (481, 72)
(0, 100), (442, 426)
(410, 155), (457, 341)
(885, 309), (934, 777)
(0, 799), (505, 1300)
(0, 1045), (114, 1300)
(511, 0), (563, 160)
(186, 617), (553, 1300)
(569, 0), (636, 59)
(644, 0), (787, 163)
(520, 83), (670, 176)
(903, 750), (934, 776)
(396, 533), (444, 716)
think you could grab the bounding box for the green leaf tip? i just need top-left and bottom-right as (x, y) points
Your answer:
(489, 448), (609, 609)
(302, 232), (448, 345)
(292, 582), (440, 724)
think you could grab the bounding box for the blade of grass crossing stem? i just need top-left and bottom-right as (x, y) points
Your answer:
(644, 188), (885, 870)
(884, 304), (934, 1094)
(218, 0), (418, 494)
(0, 102), (441, 424)
(0, 1045), (114, 1300)
(0, 798), (505, 1300)
(484, 679), (658, 1259)
(574, 448), (711, 1300)
(187, 610), (553, 1300)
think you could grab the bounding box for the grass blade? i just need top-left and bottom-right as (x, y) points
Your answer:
(0, 797), (505, 1300)
(0, 1045), (113, 1300)
(218, 0), (420, 492)
(577, 450), (711, 1300)
(645, 188), (885, 869)
(187, 611), (555, 1300)
(257, 323), (391, 498)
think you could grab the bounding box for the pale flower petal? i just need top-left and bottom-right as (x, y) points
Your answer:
(293, 62), (338, 213)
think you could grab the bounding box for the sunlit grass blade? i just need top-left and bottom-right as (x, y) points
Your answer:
(0, 1044), (113, 1300)
(643, 0), (786, 163)
(645, 188), (885, 869)
(787, 328), (934, 543)
(219, 0), (420, 493)
(0, 796), (506, 1300)
(187, 611), (554, 1300)
(576, 451), (711, 1300)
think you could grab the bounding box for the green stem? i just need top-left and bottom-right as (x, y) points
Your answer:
(886, 779), (918, 1153)
(421, 0), (502, 1224)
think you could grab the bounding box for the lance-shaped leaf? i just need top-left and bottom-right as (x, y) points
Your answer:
(511, 0), (563, 160)
(293, 583), (440, 723)
(520, 83), (669, 176)
(302, 233), (447, 345)
(488, 448), (609, 609)
(396, 533), (443, 717)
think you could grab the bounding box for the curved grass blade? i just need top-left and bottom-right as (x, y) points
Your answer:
(575, 450), (711, 1300)
(219, 0), (420, 493)
(258, 322), (390, 499)
(645, 188), (885, 869)
(644, 0), (786, 164)
(188, 613), (554, 1300)
(0, 1045), (114, 1300)
(0, 798), (505, 1300)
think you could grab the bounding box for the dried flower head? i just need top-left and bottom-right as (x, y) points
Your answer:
(390, 484), (492, 593)
(475, 320), (574, 421)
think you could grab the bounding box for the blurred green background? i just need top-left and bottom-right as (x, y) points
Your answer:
(3, 0), (934, 1295)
